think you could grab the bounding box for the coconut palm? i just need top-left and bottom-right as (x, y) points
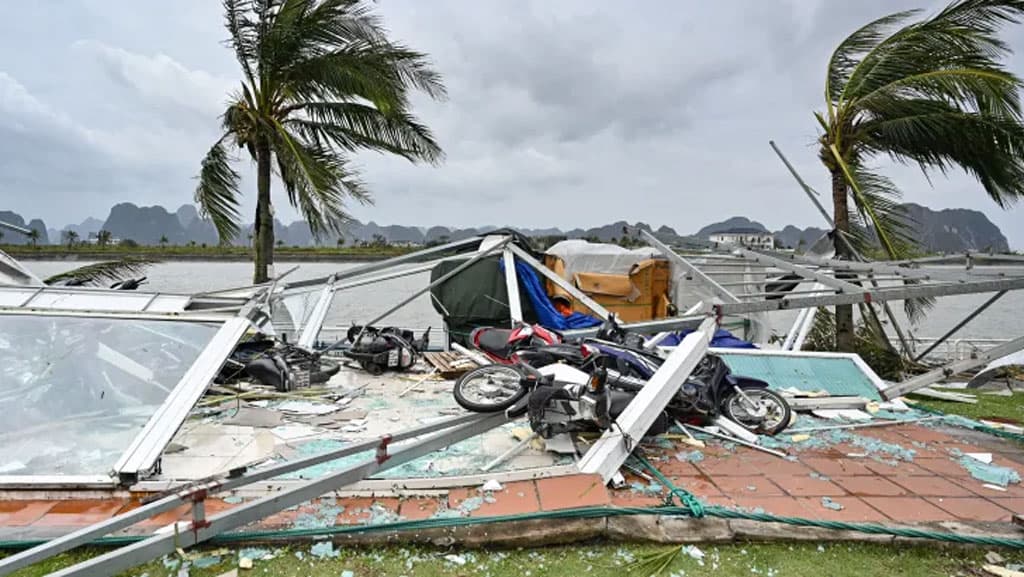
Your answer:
(63, 230), (79, 248)
(26, 229), (40, 247)
(196, 0), (445, 283)
(818, 0), (1024, 350)
(97, 230), (112, 247)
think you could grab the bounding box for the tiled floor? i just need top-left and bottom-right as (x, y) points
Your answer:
(1, 423), (1023, 540)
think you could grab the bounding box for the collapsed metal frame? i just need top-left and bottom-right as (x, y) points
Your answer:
(0, 412), (510, 576)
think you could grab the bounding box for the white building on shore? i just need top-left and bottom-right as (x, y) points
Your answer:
(709, 228), (774, 250)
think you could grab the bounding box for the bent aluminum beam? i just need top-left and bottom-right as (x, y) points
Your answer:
(882, 335), (1024, 400)
(285, 236), (483, 290)
(49, 413), (509, 577)
(737, 249), (865, 294)
(503, 247), (523, 324)
(913, 290), (1008, 362)
(641, 230), (739, 304)
(506, 244), (611, 319)
(0, 412), (492, 575)
(112, 317), (253, 481)
(578, 317), (715, 482)
(563, 314), (706, 339)
(296, 276), (337, 349)
(713, 276), (1024, 316)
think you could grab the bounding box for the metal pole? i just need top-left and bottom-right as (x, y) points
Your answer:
(506, 243), (611, 319)
(0, 412), (493, 575)
(913, 290), (1008, 362)
(882, 334), (1024, 400)
(737, 248), (866, 294)
(769, 140), (834, 226)
(49, 413), (509, 577)
(502, 247), (523, 324)
(641, 230), (740, 304)
(769, 141), (914, 357)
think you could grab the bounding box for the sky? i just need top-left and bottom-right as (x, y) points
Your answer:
(1, 0), (1023, 247)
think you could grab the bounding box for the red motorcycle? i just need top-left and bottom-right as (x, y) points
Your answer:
(468, 323), (563, 364)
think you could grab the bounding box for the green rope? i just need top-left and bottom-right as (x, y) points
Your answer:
(631, 455), (705, 517)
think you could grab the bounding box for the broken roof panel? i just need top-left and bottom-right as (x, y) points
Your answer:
(0, 313), (224, 484)
(0, 307), (253, 487)
(713, 348), (885, 401)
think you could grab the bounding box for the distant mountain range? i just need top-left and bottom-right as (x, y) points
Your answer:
(0, 201), (1011, 254)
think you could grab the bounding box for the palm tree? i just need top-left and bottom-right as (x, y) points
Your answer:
(196, 0), (445, 283)
(26, 229), (40, 247)
(97, 229), (112, 247)
(63, 230), (79, 248)
(159, 235), (169, 248)
(819, 0), (1024, 351)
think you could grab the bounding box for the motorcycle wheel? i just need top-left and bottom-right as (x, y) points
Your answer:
(453, 365), (527, 413)
(721, 389), (792, 436)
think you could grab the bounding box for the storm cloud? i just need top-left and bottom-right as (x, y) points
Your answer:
(1, 0), (1021, 246)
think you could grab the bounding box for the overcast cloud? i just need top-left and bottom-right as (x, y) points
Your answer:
(1, 0), (1022, 247)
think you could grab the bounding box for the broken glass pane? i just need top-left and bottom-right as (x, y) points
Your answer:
(0, 314), (220, 478)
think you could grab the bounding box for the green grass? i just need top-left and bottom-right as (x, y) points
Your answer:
(4, 542), (1019, 577)
(912, 387), (1024, 424)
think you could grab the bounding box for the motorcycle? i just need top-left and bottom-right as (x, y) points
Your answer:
(342, 325), (430, 375)
(455, 315), (791, 435)
(468, 323), (562, 364)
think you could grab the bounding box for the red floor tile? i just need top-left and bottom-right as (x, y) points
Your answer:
(448, 480), (541, 517)
(913, 458), (971, 478)
(0, 501), (56, 526)
(656, 458), (702, 477)
(397, 497), (442, 521)
(136, 504), (193, 528)
(730, 496), (806, 517)
(860, 497), (953, 522)
(768, 474), (846, 497)
(536, 474), (610, 510)
(889, 476), (978, 497)
(986, 497), (1024, 514)
(698, 455), (809, 477)
(896, 427), (960, 445)
(610, 490), (665, 508)
(793, 496), (889, 522)
(801, 457), (875, 477)
(832, 476), (907, 497)
(712, 476), (785, 497)
(334, 497), (401, 524)
(863, 460), (932, 476)
(32, 499), (129, 527)
(928, 497), (1012, 522)
(671, 476), (726, 499)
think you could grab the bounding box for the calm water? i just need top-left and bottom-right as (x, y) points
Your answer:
(21, 260), (1023, 344)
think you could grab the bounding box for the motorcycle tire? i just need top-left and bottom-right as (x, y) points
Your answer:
(721, 388), (792, 436)
(453, 365), (528, 413)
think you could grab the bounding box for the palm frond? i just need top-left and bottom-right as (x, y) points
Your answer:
(44, 257), (157, 287)
(287, 101), (443, 163)
(195, 136), (243, 242)
(223, 0), (260, 86)
(827, 9), (919, 105)
(271, 120), (370, 239)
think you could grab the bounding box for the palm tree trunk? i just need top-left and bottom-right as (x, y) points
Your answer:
(831, 169), (856, 352)
(253, 139), (274, 284)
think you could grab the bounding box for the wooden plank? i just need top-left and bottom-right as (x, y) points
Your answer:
(423, 351), (478, 379)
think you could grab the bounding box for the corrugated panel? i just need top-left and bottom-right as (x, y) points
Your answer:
(718, 353), (881, 401)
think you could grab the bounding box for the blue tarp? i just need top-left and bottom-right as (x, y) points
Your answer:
(500, 259), (603, 331)
(660, 328), (758, 349)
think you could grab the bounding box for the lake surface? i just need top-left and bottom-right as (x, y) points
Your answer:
(20, 260), (1024, 345)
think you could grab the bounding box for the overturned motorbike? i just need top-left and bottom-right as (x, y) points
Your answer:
(455, 317), (791, 436)
(342, 325), (430, 375)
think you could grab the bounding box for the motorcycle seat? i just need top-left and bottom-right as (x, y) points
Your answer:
(474, 328), (514, 357)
